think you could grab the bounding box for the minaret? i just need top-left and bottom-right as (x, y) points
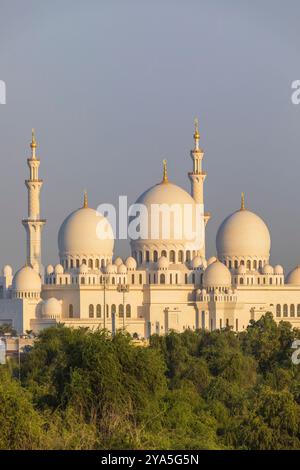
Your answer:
(22, 130), (46, 273)
(188, 118), (210, 257)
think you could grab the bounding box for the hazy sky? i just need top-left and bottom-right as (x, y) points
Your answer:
(0, 0), (300, 272)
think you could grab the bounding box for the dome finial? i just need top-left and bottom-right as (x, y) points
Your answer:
(30, 128), (37, 158)
(162, 159), (168, 183)
(83, 190), (88, 208)
(240, 192), (245, 210)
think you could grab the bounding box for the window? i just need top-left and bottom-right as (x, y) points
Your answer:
(139, 252), (143, 264)
(146, 251), (150, 263)
(70, 260), (74, 269)
(161, 250), (167, 258)
(170, 274), (172, 284)
(119, 304), (124, 318)
(69, 304), (73, 318)
(247, 260), (251, 269)
(89, 304), (94, 318)
(240, 278), (244, 285)
(153, 250), (158, 262)
(192, 273), (195, 284)
(126, 304), (131, 318)
(139, 274), (142, 284)
(220, 319), (222, 329)
(96, 304), (101, 318)
(229, 261), (232, 269)
(234, 260), (238, 269)
(178, 250), (183, 263)
(186, 251), (191, 262)
(88, 259), (93, 269)
(82, 259), (86, 265)
(283, 304), (288, 317)
(95, 259), (99, 269)
(160, 273), (165, 284)
(253, 260), (257, 270)
(269, 278), (272, 285)
(81, 277), (85, 284)
(170, 250), (175, 262)
(176, 273), (178, 284)
(291, 304), (295, 317)
(111, 304), (116, 316)
(185, 273), (188, 284)
(236, 319), (238, 331)
(131, 274), (135, 284)
(76, 259), (80, 268)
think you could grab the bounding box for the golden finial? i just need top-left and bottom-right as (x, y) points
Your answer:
(83, 190), (88, 208)
(240, 192), (245, 210)
(162, 159), (168, 183)
(30, 128), (37, 149)
(193, 118), (200, 140)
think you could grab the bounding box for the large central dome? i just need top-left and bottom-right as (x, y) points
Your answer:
(216, 197), (270, 268)
(58, 196), (114, 267)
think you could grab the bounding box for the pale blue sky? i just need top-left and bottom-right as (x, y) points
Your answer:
(0, 0), (300, 272)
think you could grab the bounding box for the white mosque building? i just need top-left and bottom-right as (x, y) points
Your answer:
(0, 122), (300, 336)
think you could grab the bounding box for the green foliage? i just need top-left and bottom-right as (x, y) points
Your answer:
(1, 314), (300, 449)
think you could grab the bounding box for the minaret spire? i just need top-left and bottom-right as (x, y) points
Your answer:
(83, 190), (88, 208)
(22, 129), (46, 274)
(240, 192), (245, 210)
(188, 117), (210, 257)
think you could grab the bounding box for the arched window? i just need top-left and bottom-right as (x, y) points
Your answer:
(76, 259), (80, 268)
(276, 304), (281, 317)
(160, 273), (165, 284)
(170, 274), (172, 284)
(101, 259), (105, 268)
(178, 250), (183, 263)
(69, 304), (73, 318)
(269, 278), (272, 285)
(259, 260), (262, 269)
(185, 273), (188, 284)
(126, 304), (131, 318)
(234, 260), (238, 269)
(153, 250), (158, 262)
(81, 277), (85, 284)
(161, 250), (167, 258)
(146, 251), (150, 262)
(131, 274), (135, 284)
(192, 273), (195, 284)
(283, 304), (288, 317)
(176, 273), (178, 284)
(139, 274), (142, 284)
(88, 259), (93, 269)
(247, 260), (251, 269)
(297, 304), (300, 317)
(95, 259), (99, 269)
(89, 304), (94, 318)
(119, 304), (124, 318)
(186, 251), (191, 262)
(229, 260), (232, 269)
(240, 278), (244, 285)
(70, 259), (74, 269)
(253, 260), (257, 270)
(139, 251), (143, 264)
(240, 259), (245, 265)
(112, 277), (115, 285)
(170, 250), (175, 263)
(82, 259), (86, 265)
(290, 304), (295, 317)
(111, 304), (116, 315)
(96, 304), (101, 318)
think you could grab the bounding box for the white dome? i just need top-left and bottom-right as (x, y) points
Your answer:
(106, 263), (117, 274)
(13, 266), (41, 293)
(207, 256), (217, 266)
(262, 264), (274, 275)
(131, 178), (203, 252)
(58, 206), (114, 259)
(157, 256), (169, 270)
(54, 264), (64, 274)
(42, 298), (62, 318)
(118, 264), (127, 274)
(216, 209), (270, 259)
(238, 264), (246, 274)
(46, 264), (54, 275)
(274, 264), (284, 275)
(114, 257), (123, 267)
(203, 260), (231, 288)
(286, 266), (300, 285)
(191, 256), (203, 269)
(79, 263), (88, 274)
(125, 257), (137, 270)
(2, 265), (12, 277)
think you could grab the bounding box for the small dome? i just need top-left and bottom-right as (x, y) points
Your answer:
(191, 256), (203, 269)
(216, 208), (271, 259)
(114, 257), (123, 267)
(125, 257), (137, 270)
(13, 266), (41, 293)
(286, 266), (300, 285)
(274, 264), (284, 275)
(118, 264), (127, 274)
(262, 264), (274, 275)
(207, 256), (217, 266)
(2, 265), (12, 277)
(106, 263), (117, 274)
(79, 263), (88, 274)
(46, 264), (54, 275)
(238, 264), (246, 274)
(157, 256), (169, 270)
(54, 264), (64, 274)
(42, 297), (62, 318)
(203, 260), (231, 288)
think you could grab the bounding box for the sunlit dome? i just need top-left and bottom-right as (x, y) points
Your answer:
(58, 194), (114, 260)
(203, 260), (231, 288)
(42, 297), (62, 319)
(12, 265), (41, 293)
(286, 266), (300, 285)
(216, 196), (271, 260)
(125, 257), (137, 270)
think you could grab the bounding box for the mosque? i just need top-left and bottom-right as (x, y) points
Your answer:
(0, 122), (300, 336)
